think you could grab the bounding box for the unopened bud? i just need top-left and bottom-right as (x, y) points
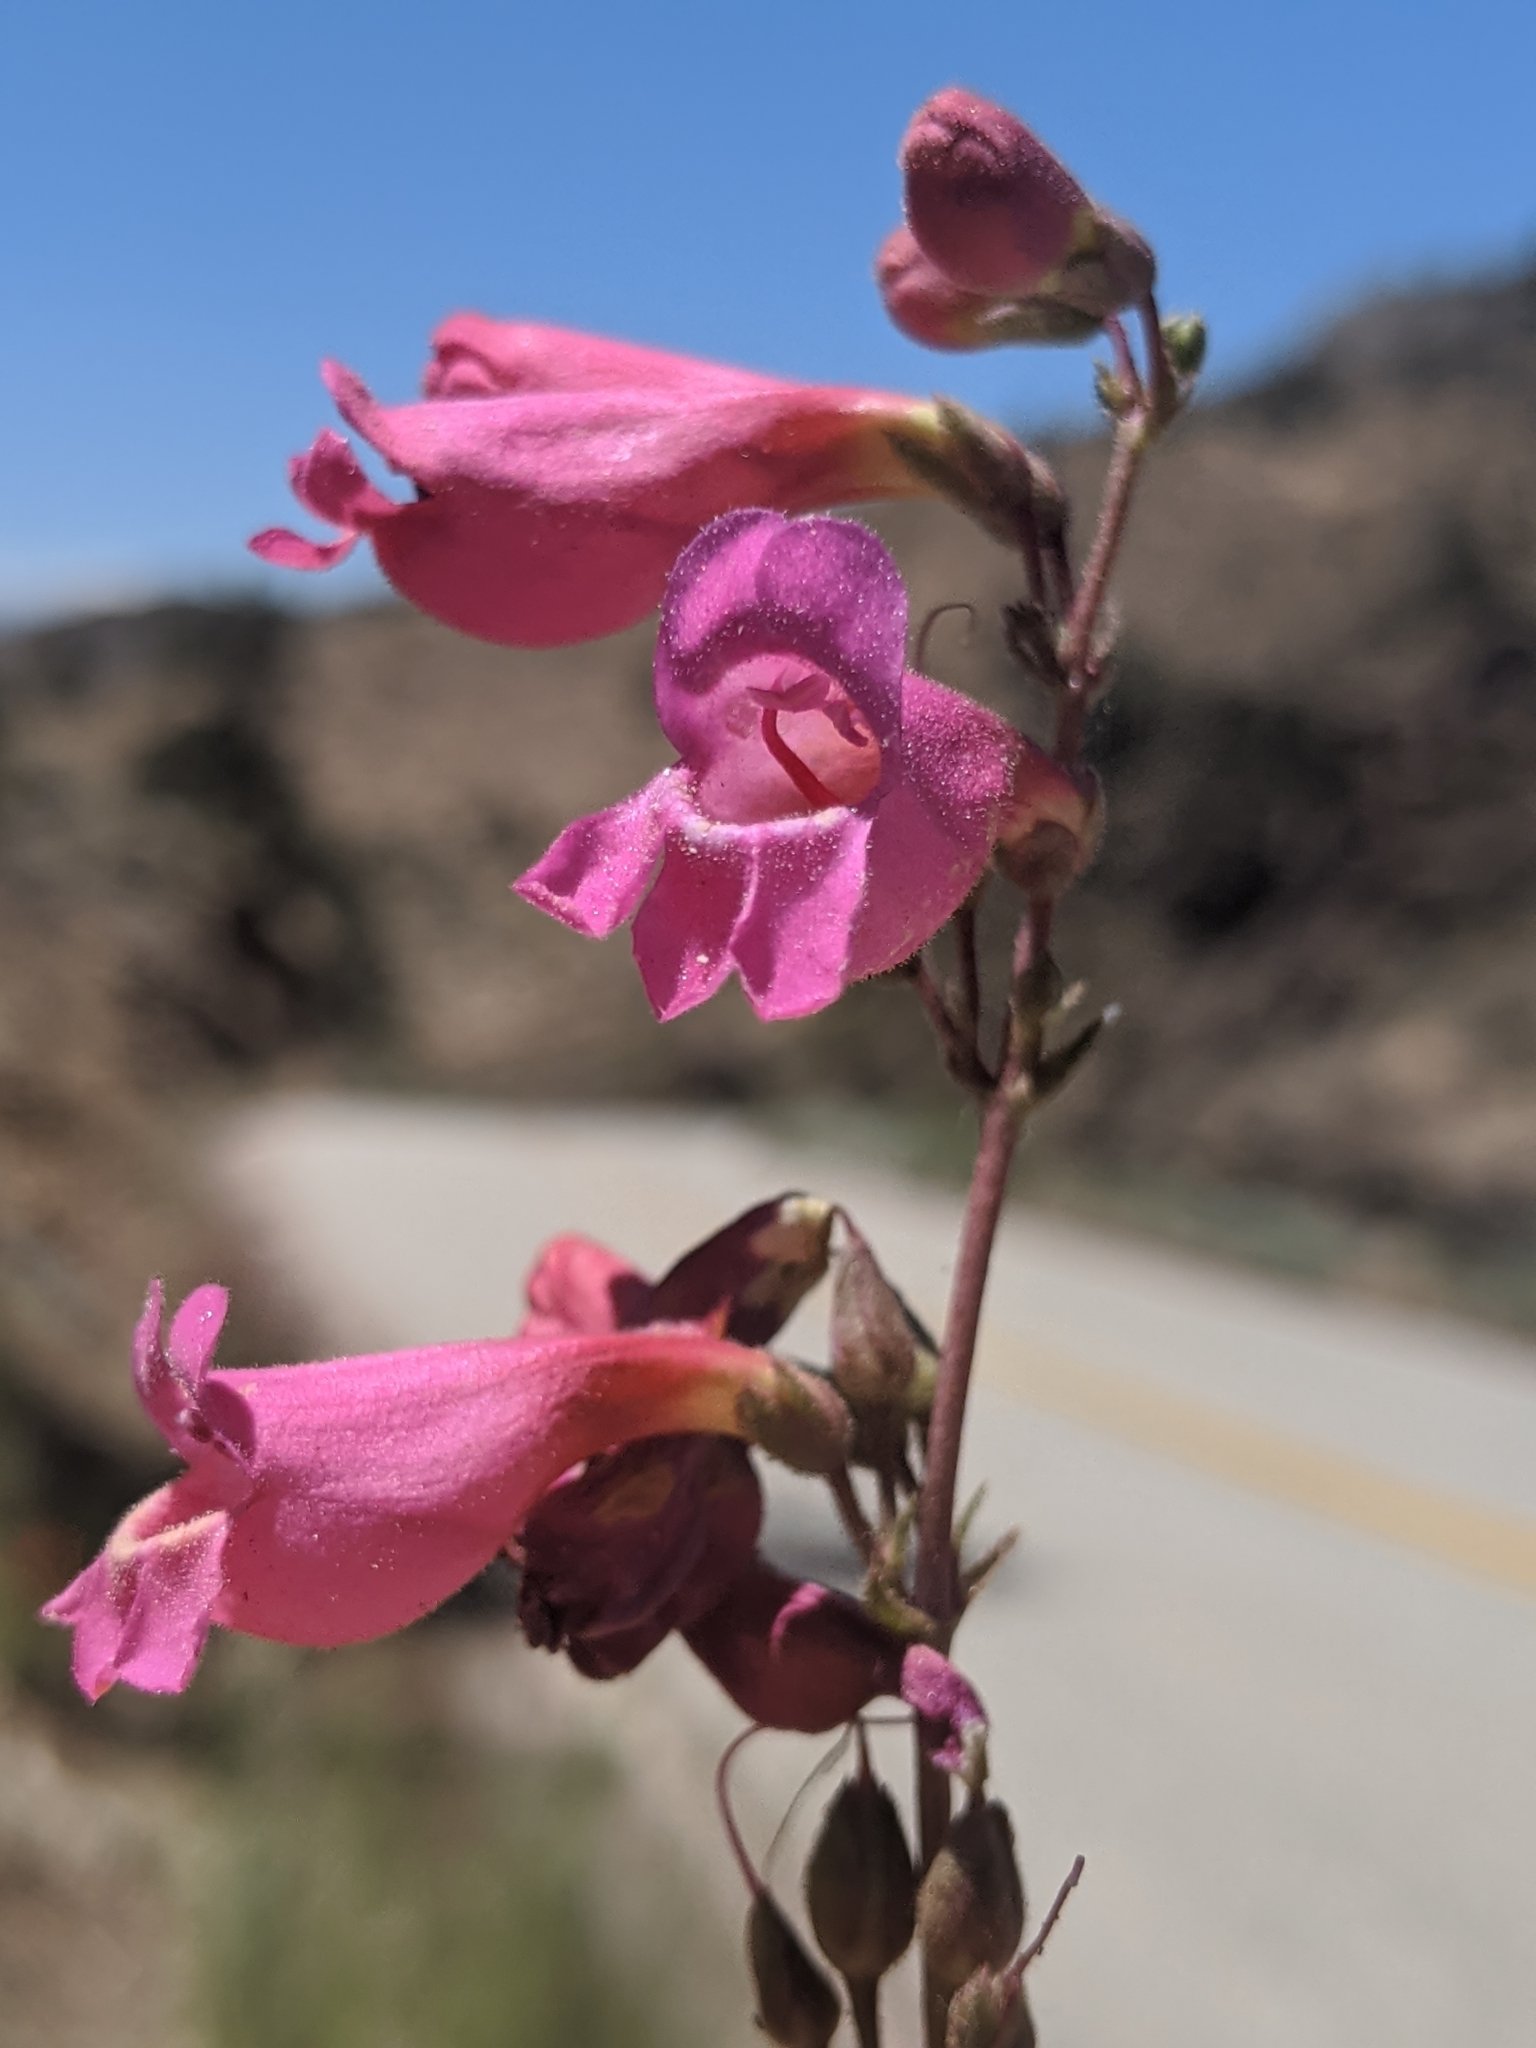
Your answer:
(946, 1967), (1036, 2048)
(1161, 311), (1208, 379)
(747, 1890), (841, 2048)
(887, 399), (1064, 552)
(805, 1770), (917, 1981)
(649, 1194), (834, 1346)
(875, 227), (1100, 353)
(902, 88), (1086, 300)
(876, 227), (1006, 352)
(737, 1360), (852, 1476)
(831, 1224), (929, 1410)
(993, 744), (1103, 897)
(1092, 359), (1135, 419)
(917, 1796), (1026, 1992)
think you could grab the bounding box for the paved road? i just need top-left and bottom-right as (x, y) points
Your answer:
(213, 1095), (1536, 2048)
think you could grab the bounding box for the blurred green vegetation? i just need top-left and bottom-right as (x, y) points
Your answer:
(2, 1565), (719, 2048)
(198, 1664), (674, 2048)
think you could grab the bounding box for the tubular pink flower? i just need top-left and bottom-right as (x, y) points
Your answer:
(250, 321), (940, 648)
(515, 510), (1020, 1022)
(41, 1279), (782, 1701)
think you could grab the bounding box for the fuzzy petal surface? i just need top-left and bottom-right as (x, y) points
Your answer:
(252, 341), (934, 647)
(519, 510), (1020, 1021)
(846, 669), (1018, 979)
(426, 314), (785, 401)
(43, 1480), (236, 1701)
(43, 1286), (781, 1696)
(630, 831), (752, 1020)
(655, 510), (907, 766)
(729, 817), (874, 1020)
(515, 780), (669, 938)
(519, 1234), (652, 1338)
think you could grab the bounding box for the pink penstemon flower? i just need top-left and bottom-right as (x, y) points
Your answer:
(515, 508), (1021, 1021)
(43, 1275), (789, 1701)
(46, 1215), (989, 1769)
(249, 318), (944, 647)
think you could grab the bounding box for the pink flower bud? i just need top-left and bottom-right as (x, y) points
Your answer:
(875, 229), (1106, 354)
(875, 228), (1009, 351)
(993, 743), (1102, 898)
(901, 88), (1087, 300)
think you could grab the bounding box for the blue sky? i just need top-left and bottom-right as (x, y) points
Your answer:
(4, 0), (1533, 622)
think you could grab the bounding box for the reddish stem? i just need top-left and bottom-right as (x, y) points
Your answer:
(1058, 414), (1147, 690)
(1137, 289), (1180, 429)
(954, 898), (981, 1064)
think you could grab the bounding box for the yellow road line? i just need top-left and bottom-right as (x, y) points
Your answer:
(984, 1339), (1536, 1599)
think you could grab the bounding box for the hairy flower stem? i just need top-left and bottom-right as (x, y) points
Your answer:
(903, 305), (1179, 2046)
(911, 898), (1050, 2048)
(1057, 413), (1147, 693)
(1058, 293), (1177, 730)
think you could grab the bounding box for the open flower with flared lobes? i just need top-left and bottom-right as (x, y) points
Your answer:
(41, 1278), (789, 1702)
(249, 317), (941, 648)
(516, 509), (1020, 1021)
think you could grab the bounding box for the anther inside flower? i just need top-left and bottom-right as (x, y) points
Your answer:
(703, 658), (882, 821)
(517, 508), (1020, 1021)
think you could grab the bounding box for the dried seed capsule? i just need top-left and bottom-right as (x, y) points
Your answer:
(830, 1225), (927, 1411)
(916, 1796), (1026, 1992)
(946, 1965), (1037, 2048)
(747, 1889), (841, 2048)
(805, 1769), (917, 1981)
